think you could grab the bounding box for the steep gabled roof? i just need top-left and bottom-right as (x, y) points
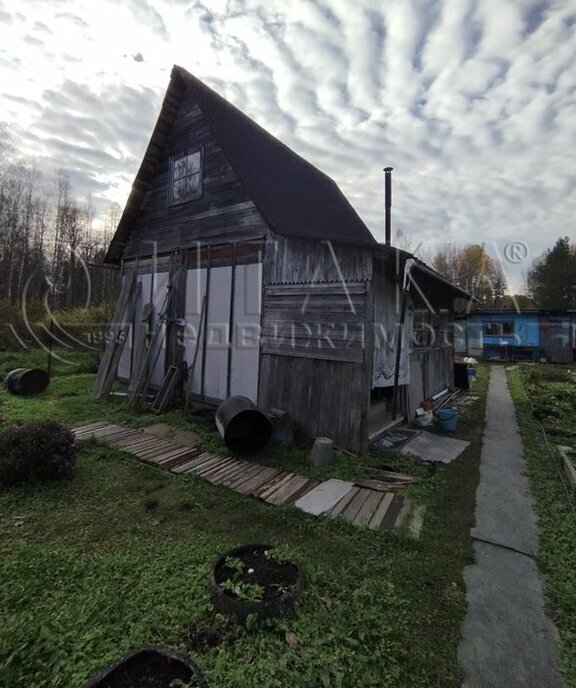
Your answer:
(105, 65), (377, 263)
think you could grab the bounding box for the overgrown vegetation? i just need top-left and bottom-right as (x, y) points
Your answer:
(519, 364), (576, 447)
(508, 366), (576, 686)
(0, 349), (488, 687)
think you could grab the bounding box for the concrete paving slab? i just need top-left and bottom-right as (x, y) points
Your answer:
(294, 478), (355, 515)
(400, 430), (470, 463)
(473, 368), (539, 554)
(460, 541), (564, 687)
(458, 366), (564, 687)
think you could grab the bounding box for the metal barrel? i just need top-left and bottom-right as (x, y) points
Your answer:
(215, 396), (272, 456)
(4, 368), (50, 396)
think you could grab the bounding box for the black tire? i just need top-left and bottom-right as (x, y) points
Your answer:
(81, 646), (207, 687)
(208, 544), (304, 622)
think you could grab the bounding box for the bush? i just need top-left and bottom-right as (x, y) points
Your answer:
(0, 421), (77, 488)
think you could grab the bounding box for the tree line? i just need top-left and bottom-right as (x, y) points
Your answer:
(0, 124), (119, 321)
(526, 236), (576, 310)
(397, 229), (575, 311)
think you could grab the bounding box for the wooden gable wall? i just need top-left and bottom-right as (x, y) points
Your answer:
(123, 89), (269, 259)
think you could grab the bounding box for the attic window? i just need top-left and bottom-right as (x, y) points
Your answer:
(169, 149), (202, 204)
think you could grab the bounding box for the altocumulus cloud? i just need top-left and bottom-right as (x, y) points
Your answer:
(1, 0), (575, 287)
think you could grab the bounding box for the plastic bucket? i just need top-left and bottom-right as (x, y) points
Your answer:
(437, 407), (458, 432)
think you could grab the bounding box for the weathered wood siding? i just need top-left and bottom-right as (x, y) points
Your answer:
(410, 346), (454, 399)
(123, 90), (269, 258)
(263, 234), (372, 284)
(257, 236), (372, 451)
(261, 283), (366, 363)
(259, 354), (367, 452)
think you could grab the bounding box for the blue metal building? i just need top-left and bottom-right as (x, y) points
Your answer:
(454, 310), (576, 363)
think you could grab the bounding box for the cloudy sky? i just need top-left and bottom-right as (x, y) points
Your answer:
(1, 0), (575, 289)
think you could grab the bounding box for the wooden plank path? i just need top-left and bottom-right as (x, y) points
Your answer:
(72, 423), (421, 533)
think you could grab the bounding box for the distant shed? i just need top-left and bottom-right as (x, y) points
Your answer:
(99, 65), (470, 452)
(455, 310), (576, 363)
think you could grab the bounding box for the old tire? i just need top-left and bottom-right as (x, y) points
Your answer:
(208, 544), (304, 622)
(81, 646), (207, 687)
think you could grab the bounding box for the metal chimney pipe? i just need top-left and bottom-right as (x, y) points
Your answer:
(384, 167), (393, 245)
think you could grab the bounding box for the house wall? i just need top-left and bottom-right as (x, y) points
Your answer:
(259, 235), (372, 452)
(118, 244), (262, 402)
(123, 89), (269, 258)
(456, 312), (576, 363)
(371, 259), (410, 388)
(480, 312), (539, 348)
(460, 313), (539, 360)
(264, 234), (372, 284)
(410, 347), (454, 399)
(370, 258), (455, 417)
(540, 315), (573, 363)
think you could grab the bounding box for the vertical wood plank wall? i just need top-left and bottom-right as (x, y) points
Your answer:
(259, 235), (373, 452)
(410, 346), (455, 399)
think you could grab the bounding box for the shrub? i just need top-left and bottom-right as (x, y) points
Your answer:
(0, 421), (77, 488)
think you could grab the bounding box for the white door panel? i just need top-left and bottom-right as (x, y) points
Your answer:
(184, 268), (207, 395)
(231, 263), (261, 402)
(183, 260), (261, 402)
(204, 266), (232, 400)
(150, 271), (169, 387)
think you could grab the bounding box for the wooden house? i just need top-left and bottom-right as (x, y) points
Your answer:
(100, 65), (470, 452)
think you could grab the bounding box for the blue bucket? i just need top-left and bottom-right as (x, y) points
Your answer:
(437, 407), (458, 432)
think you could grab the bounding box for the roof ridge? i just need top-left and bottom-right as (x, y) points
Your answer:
(172, 65), (343, 189)
(105, 65), (377, 263)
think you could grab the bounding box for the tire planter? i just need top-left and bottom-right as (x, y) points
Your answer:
(208, 544), (304, 621)
(81, 646), (207, 688)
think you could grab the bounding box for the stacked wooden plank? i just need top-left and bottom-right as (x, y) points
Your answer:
(72, 423), (418, 533)
(72, 423), (204, 472)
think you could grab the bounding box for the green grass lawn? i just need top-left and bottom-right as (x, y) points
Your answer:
(508, 365), (576, 686)
(0, 350), (487, 688)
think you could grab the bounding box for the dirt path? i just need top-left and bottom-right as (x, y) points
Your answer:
(458, 365), (565, 687)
